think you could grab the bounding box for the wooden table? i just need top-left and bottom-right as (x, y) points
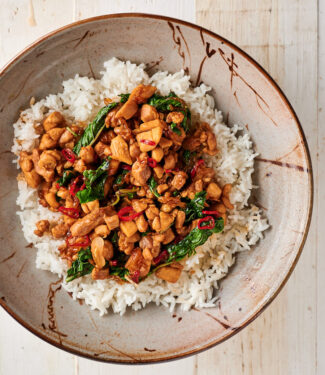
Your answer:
(0, 1), (321, 374)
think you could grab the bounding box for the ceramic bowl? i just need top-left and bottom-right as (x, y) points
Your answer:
(0, 14), (312, 363)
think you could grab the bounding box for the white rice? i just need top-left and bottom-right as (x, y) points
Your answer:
(12, 58), (269, 315)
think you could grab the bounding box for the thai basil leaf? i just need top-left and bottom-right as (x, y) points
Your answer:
(66, 247), (94, 282)
(147, 93), (182, 112)
(181, 107), (191, 132)
(56, 169), (76, 187)
(119, 93), (130, 103)
(183, 150), (196, 165)
(109, 266), (129, 281)
(148, 176), (160, 198)
(76, 158), (110, 204)
(73, 102), (118, 155)
(165, 217), (224, 263)
(170, 122), (181, 135)
(184, 191), (207, 223)
(114, 169), (128, 185)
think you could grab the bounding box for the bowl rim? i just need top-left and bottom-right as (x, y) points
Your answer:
(0, 12), (313, 364)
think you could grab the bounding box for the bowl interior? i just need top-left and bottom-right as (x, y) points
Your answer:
(0, 15), (312, 363)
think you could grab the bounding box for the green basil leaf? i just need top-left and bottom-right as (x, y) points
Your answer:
(73, 102), (118, 155)
(184, 191), (206, 223)
(148, 176), (160, 198)
(119, 93), (130, 103)
(66, 247), (94, 282)
(76, 158), (110, 204)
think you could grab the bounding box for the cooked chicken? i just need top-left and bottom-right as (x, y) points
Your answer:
(70, 208), (106, 237)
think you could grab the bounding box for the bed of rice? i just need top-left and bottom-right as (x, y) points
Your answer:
(11, 58), (268, 315)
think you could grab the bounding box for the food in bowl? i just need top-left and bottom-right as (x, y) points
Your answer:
(12, 58), (268, 315)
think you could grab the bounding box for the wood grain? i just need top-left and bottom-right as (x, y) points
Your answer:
(196, 1), (317, 374)
(0, 0), (320, 374)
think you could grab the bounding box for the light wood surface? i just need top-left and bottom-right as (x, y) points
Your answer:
(0, 1), (320, 374)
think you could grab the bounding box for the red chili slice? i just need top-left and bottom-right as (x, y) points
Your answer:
(140, 139), (156, 146)
(117, 206), (143, 221)
(190, 159), (205, 179)
(152, 250), (169, 265)
(198, 216), (215, 230)
(56, 183), (60, 190)
(69, 176), (85, 196)
(58, 206), (80, 219)
(130, 270), (140, 283)
(122, 165), (132, 171)
(202, 210), (220, 216)
(165, 169), (172, 173)
(62, 148), (76, 163)
(147, 157), (157, 168)
(66, 235), (90, 248)
(109, 260), (118, 266)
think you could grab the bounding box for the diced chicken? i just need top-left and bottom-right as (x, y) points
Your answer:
(206, 182), (222, 200)
(166, 111), (184, 124)
(104, 214), (120, 230)
(136, 126), (163, 153)
(151, 146), (164, 162)
(51, 223), (69, 239)
(94, 224), (110, 237)
(94, 141), (111, 158)
(140, 104), (159, 122)
(155, 263), (183, 283)
(107, 159), (120, 176)
(171, 171), (187, 190)
(120, 220), (138, 238)
(159, 212), (174, 232)
(132, 199), (150, 213)
(34, 220), (50, 237)
(44, 192), (60, 208)
(91, 267), (109, 280)
(145, 205), (159, 220)
(38, 150), (61, 170)
(134, 119), (165, 134)
(91, 237), (113, 269)
(43, 111), (64, 132)
(80, 146), (96, 164)
(81, 200), (99, 214)
(116, 84), (156, 120)
(131, 160), (151, 186)
(175, 210), (186, 230)
(134, 214), (148, 233)
(153, 166), (164, 179)
(118, 232), (134, 254)
(164, 153), (177, 170)
(70, 208), (106, 237)
(110, 135), (132, 165)
(162, 228), (175, 244)
(125, 247), (151, 278)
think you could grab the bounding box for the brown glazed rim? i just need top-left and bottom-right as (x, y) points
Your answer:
(0, 13), (313, 364)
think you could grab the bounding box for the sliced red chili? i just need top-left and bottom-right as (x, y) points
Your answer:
(109, 260), (118, 266)
(58, 206), (80, 219)
(198, 216), (215, 230)
(130, 270), (140, 283)
(117, 206), (143, 221)
(62, 148), (76, 163)
(152, 250), (169, 265)
(69, 176), (85, 196)
(56, 183), (60, 190)
(202, 210), (220, 216)
(165, 169), (172, 173)
(190, 159), (205, 179)
(147, 157), (157, 168)
(140, 139), (156, 146)
(66, 235), (90, 248)
(122, 165), (131, 171)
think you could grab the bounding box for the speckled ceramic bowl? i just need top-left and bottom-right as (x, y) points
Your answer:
(0, 14), (312, 363)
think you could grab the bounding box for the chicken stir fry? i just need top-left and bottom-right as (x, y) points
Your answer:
(20, 85), (234, 284)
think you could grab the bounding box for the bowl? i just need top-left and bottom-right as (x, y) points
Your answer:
(0, 14), (312, 363)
